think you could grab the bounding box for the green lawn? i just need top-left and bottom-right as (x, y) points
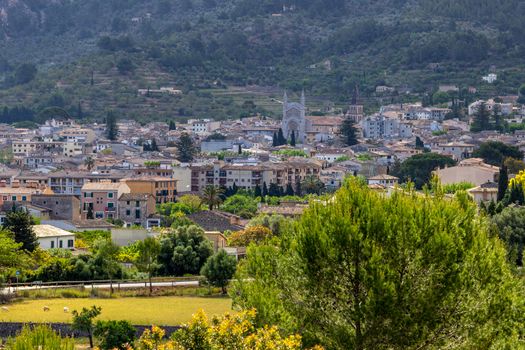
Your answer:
(0, 296), (232, 326)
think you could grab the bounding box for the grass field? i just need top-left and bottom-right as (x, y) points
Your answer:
(0, 297), (232, 326)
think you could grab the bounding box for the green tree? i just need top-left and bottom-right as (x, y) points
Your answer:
(71, 306), (102, 348)
(233, 179), (525, 349)
(105, 111), (118, 141)
(470, 101), (491, 132)
(392, 153), (456, 189)
(135, 237), (161, 294)
(415, 136), (424, 149)
(116, 57), (134, 74)
(92, 239), (120, 294)
(221, 194), (259, 218)
(169, 120), (176, 130)
(94, 320), (136, 350)
(492, 206), (525, 266)
(201, 249), (237, 294)
(87, 205), (94, 220)
(175, 132), (197, 162)
(158, 225), (213, 276)
(301, 175), (324, 195)
(0, 230), (26, 285)
(277, 128), (287, 146)
(290, 131), (296, 146)
(84, 156), (95, 171)
(472, 141), (523, 166)
(498, 165), (508, 202)
(340, 117), (359, 146)
(3, 209), (38, 252)
(201, 185), (224, 210)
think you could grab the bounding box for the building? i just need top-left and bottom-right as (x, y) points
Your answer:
(362, 114), (413, 139)
(0, 187), (42, 206)
(122, 177), (177, 204)
(431, 143), (474, 161)
(367, 175), (399, 187)
(282, 91), (306, 143)
(117, 193), (158, 228)
(346, 87), (364, 123)
(468, 99), (513, 116)
(482, 73), (497, 84)
(31, 194), (81, 221)
(63, 141), (84, 157)
(434, 158), (499, 186)
(34, 224), (75, 250)
(468, 182), (498, 203)
(81, 182), (131, 220)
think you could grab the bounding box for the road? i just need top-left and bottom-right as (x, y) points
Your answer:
(2, 280), (200, 294)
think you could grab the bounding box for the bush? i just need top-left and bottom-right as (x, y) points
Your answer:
(94, 320), (136, 350)
(7, 325), (75, 350)
(221, 194), (259, 218)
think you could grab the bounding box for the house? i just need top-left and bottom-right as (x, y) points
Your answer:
(0, 187), (43, 206)
(117, 193), (158, 228)
(204, 231), (228, 252)
(122, 177), (177, 204)
(31, 194), (81, 221)
(34, 224), (75, 250)
(432, 142), (474, 161)
(482, 73), (497, 84)
(367, 175), (399, 187)
(81, 182), (131, 220)
(468, 182), (498, 203)
(434, 158), (499, 186)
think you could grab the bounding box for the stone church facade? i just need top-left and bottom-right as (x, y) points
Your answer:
(281, 91), (306, 144)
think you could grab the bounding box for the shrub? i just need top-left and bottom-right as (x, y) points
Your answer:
(94, 320), (136, 350)
(7, 325), (75, 350)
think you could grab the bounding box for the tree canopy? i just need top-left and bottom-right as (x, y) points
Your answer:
(472, 141), (523, 166)
(233, 178), (525, 349)
(392, 153), (456, 189)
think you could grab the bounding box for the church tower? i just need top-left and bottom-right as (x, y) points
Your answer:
(281, 90), (306, 144)
(347, 85), (364, 123)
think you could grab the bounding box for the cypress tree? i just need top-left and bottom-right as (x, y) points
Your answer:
(277, 128), (286, 146)
(4, 210), (38, 252)
(286, 183), (295, 196)
(295, 181), (302, 196)
(272, 133), (278, 147)
(290, 131), (296, 147)
(254, 184), (262, 198)
(497, 165), (508, 202)
(262, 182), (268, 197)
(238, 144), (242, 154)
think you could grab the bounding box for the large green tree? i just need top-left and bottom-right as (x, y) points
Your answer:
(470, 101), (491, 132)
(340, 117), (359, 146)
(3, 209), (38, 252)
(176, 132), (197, 162)
(72, 306), (102, 348)
(492, 206), (525, 266)
(472, 141), (523, 166)
(135, 237), (161, 294)
(391, 152), (456, 189)
(201, 185), (225, 211)
(105, 111), (118, 141)
(0, 230), (27, 283)
(201, 249), (237, 294)
(233, 179), (524, 349)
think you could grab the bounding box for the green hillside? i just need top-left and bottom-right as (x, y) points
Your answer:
(1, 0), (525, 123)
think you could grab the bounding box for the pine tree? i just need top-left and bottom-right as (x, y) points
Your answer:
(286, 183), (295, 196)
(254, 184), (262, 198)
(105, 111), (118, 141)
(498, 165), (508, 202)
(262, 182), (268, 197)
(4, 209), (38, 252)
(470, 102), (491, 132)
(340, 117), (359, 146)
(175, 133), (197, 162)
(150, 138), (158, 151)
(272, 133), (278, 147)
(169, 120), (176, 131)
(290, 131), (296, 146)
(277, 128), (286, 146)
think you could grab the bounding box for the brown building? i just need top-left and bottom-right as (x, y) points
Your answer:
(122, 177), (177, 204)
(31, 194), (81, 221)
(117, 193), (158, 228)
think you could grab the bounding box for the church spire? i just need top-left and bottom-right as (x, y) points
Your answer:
(283, 90), (288, 105)
(300, 89), (305, 106)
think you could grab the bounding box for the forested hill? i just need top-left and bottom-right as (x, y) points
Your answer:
(1, 0), (525, 122)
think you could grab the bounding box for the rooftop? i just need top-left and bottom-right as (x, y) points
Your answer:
(34, 224), (74, 238)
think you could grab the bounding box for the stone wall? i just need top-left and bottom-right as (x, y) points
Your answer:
(0, 322), (181, 339)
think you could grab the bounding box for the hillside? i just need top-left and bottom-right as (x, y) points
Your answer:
(1, 0), (525, 123)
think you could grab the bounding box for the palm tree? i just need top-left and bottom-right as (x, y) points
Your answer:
(201, 185), (225, 210)
(302, 175), (324, 195)
(84, 156), (95, 171)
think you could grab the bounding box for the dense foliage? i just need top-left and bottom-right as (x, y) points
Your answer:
(391, 153), (456, 189)
(233, 179), (525, 349)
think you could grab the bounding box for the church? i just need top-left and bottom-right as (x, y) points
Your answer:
(281, 91), (356, 144)
(281, 91), (307, 144)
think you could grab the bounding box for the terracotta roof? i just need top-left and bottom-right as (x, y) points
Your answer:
(187, 211), (244, 232)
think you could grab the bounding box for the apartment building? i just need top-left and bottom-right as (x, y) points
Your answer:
(122, 177), (177, 204)
(80, 182), (130, 220)
(117, 193), (158, 228)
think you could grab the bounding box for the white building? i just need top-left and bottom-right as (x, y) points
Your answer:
(482, 73), (497, 84)
(34, 224), (75, 250)
(468, 99), (512, 116)
(362, 114), (412, 139)
(367, 174), (399, 187)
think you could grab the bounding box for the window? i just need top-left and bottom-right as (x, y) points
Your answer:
(59, 240), (63, 248)
(135, 209), (141, 219)
(108, 192), (114, 198)
(136, 201), (140, 207)
(12, 196), (16, 201)
(67, 239), (74, 248)
(107, 202), (114, 208)
(50, 241), (55, 248)
(126, 209), (131, 216)
(21, 196), (27, 201)
(126, 201), (130, 205)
